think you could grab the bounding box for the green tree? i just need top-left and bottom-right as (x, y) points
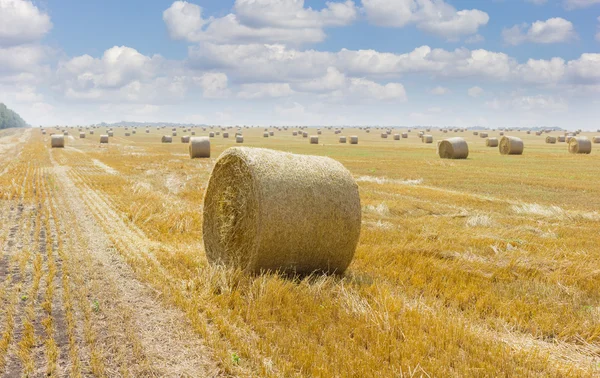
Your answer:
(0, 103), (28, 129)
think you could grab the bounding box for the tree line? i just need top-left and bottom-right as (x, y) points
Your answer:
(0, 103), (28, 129)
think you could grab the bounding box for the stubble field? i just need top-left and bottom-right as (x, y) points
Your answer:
(0, 126), (599, 377)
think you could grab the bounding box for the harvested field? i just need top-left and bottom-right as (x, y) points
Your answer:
(1, 126), (599, 377)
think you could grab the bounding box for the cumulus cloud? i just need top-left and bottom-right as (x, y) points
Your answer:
(563, 0), (600, 9)
(237, 82), (295, 98)
(526, 0), (547, 4)
(503, 18), (576, 45)
(486, 94), (568, 112)
(163, 0), (356, 45)
(195, 72), (230, 98)
(361, 0), (489, 41)
(468, 86), (484, 97)
(0, 0), (52, 47)
(430, 86), (449, 95)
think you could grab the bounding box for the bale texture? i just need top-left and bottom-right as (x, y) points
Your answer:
(100, 135), (109, 144)
(203, 147), (361, 274)
(569, 137), (592, 154)
(51, 135), (65, 148)
(499, 136), (524, 155)
(310, 136), (319, 144)
(486, 138), (498, 147)
(162, 135), (173, 143)
(438, 137), (468, 159)
(350, 136), (358, 144)
(189, 136), (210, 158)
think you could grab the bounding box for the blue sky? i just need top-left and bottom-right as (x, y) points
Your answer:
(1, 0), (599, 128)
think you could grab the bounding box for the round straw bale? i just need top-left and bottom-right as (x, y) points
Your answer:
(486, 137), (498, 147)
(172, 131), (177, 136)
(339, 136), (347, 143)
(350, 136), (358, 144)
(293, 131), (298, 136)
(310, 136), (319, 144)
(79, 132), (86, 138)
(473, 131), (478, 136)
(191, 131), (196, 135)
(269, 131), (274, 136)
(479, 132), (488, 138)
(161, 135), (173, 143)
(51, 135), (65, 148)
(202, 147), (361, 274)
(438, 137), (468, 159)
(263, 132), (269, 138)
(125, 132), (131, 137)
(592, 136), (600, 143)
(223, 132), (229, 138)
(209, 132), (215, 137)
(181, 135), (190, 143)
(557, 136), (565, 142)
(381, 133), (388, 139)
(100, 135), (109, 144)
(189, 137), (210, 158)
(401, 133), (408, 138)
(499, 136), (524, 155)
(422, 135), (433, 143)
(545, 136), (556, 144)
(393, 134), (400, 140)
(146, 129), (150, 133)
(566, 136), (573, 143)
(236, 135), (244, 143)
(302, 132), (308, 138)
(568, 137), (592, 154)
(366, 129), (370, 133)
(108, 131), (114, 137)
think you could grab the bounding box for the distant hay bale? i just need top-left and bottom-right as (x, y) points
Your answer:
(486, 137), (498, 147)
(269, 131), (274, 136)
(51, 135), (65, 148)
(146, 129), (150, 133)
(63, 131), (68, 136)
(479, 132), (488, 138)
(189, 136), (210, 158)
(350, 136), (358, 144)
(422, 135), (433, 143)
(499, 136), (524, 155)
(526, 130), (531, 134)
(125, 132), (131, 136)
(381, 133), (388, 139)
(236, 135), (244, 143)
(263, 132), (269, 138)
(545, 136), (556, 144)
(181, 135), (190, 143)
(209, 132), (215, 137)
(202, 147), (361, 274)
(108, 131), (114, 137)
(293, 131), (298, 136)
(42, 130), (46, 135)
(339, 136), (347, 143)
(401, 133), (408, 138)
(100, 135), (109, 144)
(191, 131), (196, 135)
(438, 137), (468, 159)
(393, 134), (400, 140)
(366, 129), (370, 133)
(473, 131), (478, 136)
(499, 132), (504, 136)
(310, 136), (319, 144)
(223, 132), (229, 138)
(557, 136), (565, 142)
(172, 131), (177, 136)
(161, 135), (173, 143)
(568, 137), (592, 154)
(592, 136), (600, 143)
(79, 132), (86, 138)
(303, 132), (308, 138)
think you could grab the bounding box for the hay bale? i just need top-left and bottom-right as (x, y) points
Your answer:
(350, 136), (358, 144)
(189, 136), (210, 158)
(310, 136), (319, 144)
(422, 135), (433, 143)
(236, 135), (244, 143)
(125, 132), (131, 136)
(566, 136), (573, 143)
(545, 136), (556, 144)
(486, 137), (498, 147)
(473, 131), (478, 136)
(51, 135), (65, 148)
(223, 132), (229, 138)
(438, 137), (468, 159)
(339, 136), (347, 143)
(209, 132), (215, 137)
(381, 133), (388, 139)
(293, 131), (298, 136)
(146, 129), (150, 133)
(161, 135), (173, 143)
(100, 135), (109, 144)
(263, 132), (269, 138)
(172, 131), (177, 136)
(479, 132), (488, 138)
(90, 130), (94, 135)
(499, 136), (524, 155)
(108, 131), (114, 137)
(401, 133), (408, 138)
(79, 132), (86, 138)
(557, 136), (566, 142)
(192, 131), (196, 135)
(269, 131), (274, 136)
(302, 132), (308, 138)
(568, 137), (592, 154)
(202, 147), (361, 274)
(393, 134), (400, 140)
(181, 135), (190, 143)
(592, 136), (600, 143)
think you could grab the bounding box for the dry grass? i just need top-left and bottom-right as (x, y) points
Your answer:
(0, 127), (599, 376)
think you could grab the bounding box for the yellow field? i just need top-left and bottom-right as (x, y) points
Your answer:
(0, 126), (599, 377)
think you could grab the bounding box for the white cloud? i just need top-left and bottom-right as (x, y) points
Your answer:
(526, 0), (547, 4)
(503, 18), (576, 45)
(238, 83), (295, 99)
(566, 53), (600, 83)
(465, 34), (484, 44)
(430, 86), (449, 95)
(486, 94), (568, 112)
(515, 57), (566, 84)
(563, 0), (600, 9)
(163, 0), (356, 45)
(468, 86), (484, 97)
(0, 0), (52, 47)
(0, 44), (52, 80)
(346, 78), (407, 101)
(361, 0), (489, 40)
(195, 72), (230, 98)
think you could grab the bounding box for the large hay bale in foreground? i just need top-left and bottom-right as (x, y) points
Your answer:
(569, 137), (592, 154)
(203, 147), (361, 274)
(486, 138), (498, 147)
(100, 135), (109, 144)
(189, 136), (210, 158)
(162, 135), (173, 143)
(499, 136), (524, 155)
(438, 137), (468, 159)
(310, 136), (319, 144)
(51, 135), (65, 148)
(546, 136), (556, 144)
(350, 136), (358, 144)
